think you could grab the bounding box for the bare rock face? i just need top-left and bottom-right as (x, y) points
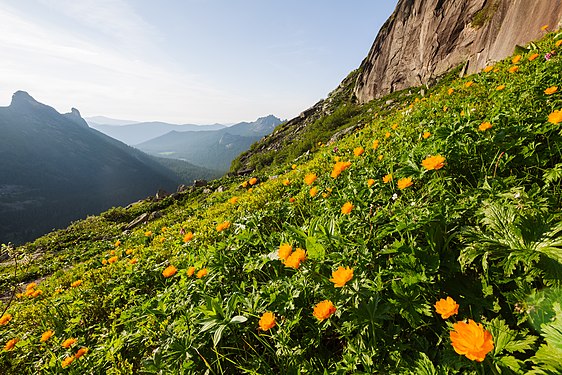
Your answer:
(354, 0), (562, 103)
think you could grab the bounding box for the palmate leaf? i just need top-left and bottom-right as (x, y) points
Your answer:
(528, 303), (562, 374)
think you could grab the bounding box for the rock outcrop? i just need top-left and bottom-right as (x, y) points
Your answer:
(354, 0), (562, 103)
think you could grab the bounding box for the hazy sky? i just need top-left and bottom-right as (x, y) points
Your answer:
(0, 1), (397, 124)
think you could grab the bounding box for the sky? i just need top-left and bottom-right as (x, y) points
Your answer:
(0, 1), (398, 124)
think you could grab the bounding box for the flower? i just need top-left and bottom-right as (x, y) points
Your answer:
(423, 131), (431, 139)
(196, 268), (208, 278)
(483, 66), (493, 73)
(383, 174), (393, 183)
(102, 259), (107, 265)
(421, 155), (446, 170)
(450, 319), (494, 362)
(329, 266), (354, 287)
(391, 123), (399, 130)
(434, 297), (459, 319)
(32, 290), (43, 298)
(241, 181), (248, 188)
(541, 24), (549, 31)
(341, 202), (354, 215)
(464, 81), (473, 88)
(162, 265), (177, 278)
(284, 248), (306, 269)
(385, 132), (391, 138)
(183, 231), (194, 243)
(144, 231), (152, 237)
(545, 52), (553, 60)
(511, 54), (522, 64)
(282, 179), (290, 186)
(249, 177), (258, 185)
(545, 86), (558, 95)
(448, 88), (454, 95)
(291, 164), (297, 170)
(62, 338), (77, 348)
(126, 248), (133, 255)
(353, 146), (365, 156)
(70, 280), (82, 288)
(187, 266), (196, 276)
(479, 122), (492, 131)
(330, 161), (351, 178)
(75, 347), (88, 358)
(548, 109), (562, 124)
(61, 355), (75, 368)
(378, 155), (384, 161)
(129, 258), (138, 265)
(26, 282), (37, 291)
(258, 312), (276, 331)
(4, 338), (17, 351)
(229, 196), (239, 204)
(496, 85), (505, 91)
(309, 187), (318, 197)
(372, 139), (380, 149)
(397, 177), (413, 190)
(367, 179), (375, 187)
(289, 197), (296, 203)
(114, 240), (121, 247)
(304, 173), (317, 185)
(0, 313), (12, 326)
(216, 221), (231, 232)
(313, 300), (336, 321)
(556, 40), (562, 47)
(528, 53), (540, 61)
(40, 330), (54, 343)
(508, 66), (519, 73)
(278, 243), (293, 260)
(108, 256), (118, 264)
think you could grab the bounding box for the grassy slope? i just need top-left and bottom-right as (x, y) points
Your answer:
(1, 33), (562, 374)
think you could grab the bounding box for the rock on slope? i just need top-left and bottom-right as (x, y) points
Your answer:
(354, 0), (562, 102)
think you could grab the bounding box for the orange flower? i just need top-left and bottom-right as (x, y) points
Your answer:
(258, 312), (276, 331)
(330, 161), (351, 178)
(187, 266), (196, 277)
(397, 177), (413, 190)
(282, 179), (290, 186)
(385, 132), (391, 138)
(70, 280), (82, 288)
(108, 256), (118, 264)
(483, 66), (493, 73)
(102, 259), (107, 265)
(304, 173), (317, 185)
(32, 289), (43, 298)
(382, 174), (393, 183)
(162, 265), (177, 278)
(329, 266), (354, 287)
(496, 85), (505, 91)
(479, 122), (492, 131)
(278, 243), (293, 261)
(447, 88), (454, 95)
(216, 221), (231, 232)
(61, 355), (75, 368)
(309, 187), (318, 197)
(284, 248), (306, 269)
(249, 177), (258, 185)
(434, 297), (459, 319)
(114, 240), (121, 247)
(556, 40), (562, 47)
(4, 338), (17, 351)
(229, 196), (239, 204)
(541, 24), (549, 31)
(528, 53), (540, 61)
(26, 282), (37, 291)
(464, 81), (473, 88)
(313, 300), (336, 321)
(511, 54), (522, 64)
(422, 131), (431, 139)
(183, 231), (194, 242)
(508, 66), (519, 73)
(75, 347), (88, 358)
(144, 231), (152, 237)
(372, 139), (380, 149)
(367, 179), (375, 187)
(61, 338), (77, 349)
(126, 248), (133, 255)
(0, 313), (12, 326)
(40, 330), (54, 343)
(548, 109), (562, 124)
(421, 155), (446, 170)
(545, 86), (558, 95)
(341, 202), (354, 215)
(450, 320), (494, 362)
(289, 197), (296, 203)
(196, 268), (208, 278)
(129, 258), (138, 265)
(353, 146), (365, 156)
(291, 164), (297, 170)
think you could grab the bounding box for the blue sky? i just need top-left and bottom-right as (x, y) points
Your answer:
(0, 1), (397, 124)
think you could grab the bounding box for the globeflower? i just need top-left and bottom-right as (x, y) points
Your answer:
(511, 54), (522, 64)
(421, 155), (446, 170)
(483, 66), (493, 73)
(548, 109), (562, 124)
(479, 122), (492, 131)
(545, 86), (558, 95)
(304, 173), (317, 185)
(353, 146), (365, 156)
(61, 338), (77, 348)
(70, 280), (82, 288)
(40, 330), (54, 343)
(372, 139), (380, 149)
(508, 66), (519, 73)
(434, 297), (459, 319)
(367, 179), (375, 187)
(309, 187), (319, 197)
(496, 85), (505, 91)
(448, 88), (454, 95)
(313, 300), (336, 321)
(423, 131), (431, 139)
(126, 248), (133, 255)
(284, 248), (306, 269)
(291, 164), (297, 170)
(114, 240), (121, 247)
(341, 202), (354, 215)
(258, 312), (276, 331)
(108, 256), (118, 264)
(249, 177), (258, 185)
(32, 289), (43, 298)
(0, 313), (12, 326)
(75, 347), (88, 358)
(385, 132), (391, 138)
(144, 231), (152, 237)
(278, 243), (293, 261)
(187, 266), (196, 277)
(329, 266), (354, 287)
(330, 161), (351, 178)
(528, 53), (540, 61)
(282, 179), (290, 186)
(397, 177), (413, 190)
(557, 40), (562, 47)
(129, 258), (138, 265)
(464, 81), (473, 88)
(196, 268), (208, 278)
(383, 174), (393, 183)
(229, 196), (239, 204)
(26, 282), (37, 291)
(183, 231), (194, 242)
(391, 123), (398, 130)
(4, 338), (18, 351)
(61, 355), (75, 368)
(162, 265), (177, 278)
(216, 221), (231, 232)
(450, 320), (494, 362)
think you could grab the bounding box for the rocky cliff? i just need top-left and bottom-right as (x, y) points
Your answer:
(354, 0), (562, 102)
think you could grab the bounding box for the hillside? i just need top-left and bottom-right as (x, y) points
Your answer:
(0, 31), (561, 374)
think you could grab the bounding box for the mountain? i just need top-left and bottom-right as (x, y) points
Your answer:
(136, 115), (282, 172)
(88, 121), (227, 145)
(85, 115), (139, 126)
(353, 0), (562, 102)
(0, 91), (213, 245)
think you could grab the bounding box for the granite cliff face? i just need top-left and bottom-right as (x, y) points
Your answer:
(354, 0), (562, 102)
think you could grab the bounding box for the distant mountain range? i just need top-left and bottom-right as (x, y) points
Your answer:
(136, 115), (282, 172)
(0, 91), (218, 244)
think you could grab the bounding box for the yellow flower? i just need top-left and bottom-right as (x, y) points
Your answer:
(258, 312), (276, 331)
(144, 231), (152, 237)
(4, 338), (17, 351)
(102, 259), (107, 265)
(282, 179), (290, 186)
(249, 177), (258, 185)
(61, 355), (75, 368)
(162, 265), (177, 278)
(434, 297), (459, 319)
(32, 289), (43, 298)
(129, 258), (138, 265)
(114, 240), (121, 247)
(55, 288), (63, 294)
(556, 40), (562, 47)
(313, 300), (336, 321)
(126, 248), (133, 255)
(108, 256), (118, 264)
(385, 132), (391, 138)
(353, 146), (365, 156)
(161, 227), (167, 233)
(183, 231), (194, 243)
(196, 268), (208, 278)
(229, 196), (239, 204)
(40, 330), (54, 343)
(421, 155), (446, 170)
(26, 282), (37, 291)
(548, 109), (562, 124)
(291, 164), (297, 170)
(511, 54), (522, 64)
(528, 53), (540, 61)
(216, 221), (231, 232)
(367, 179), (375, 187)
(309, 187), (319, 197)
(382, 174), (393, 183)
(330, 161), (351, 178)
(397, 177), (413, 190)
(545, 86), (558, 95)
(464, 81), (473, 88)
(329, 266), (354, 287)
(61, 338), (77, 349)
(483, 66), (493, 73)
(241, 181), (248, 188)
(278, 243), (293, 261)
(187, 266), (196, 277)
(541, 24), (549, 31)
(75, 347), (88, 358)
(450, 319), (494, 362)
(0, 313), (12, 326)
(284, 248), (306, 269)
(422, 131), (431, 139)
(496, 85), (505, 91)
(448, 88), (454, 95)
(391, 123), (398, 130)
(304, 173), (317, 185)
(479, 122), (492, 131)
(372, 139), (380, 149)
(70, 280), (82, 288)
(334, 156), (340, 162)
(378, 155), (384, 161)
(508, 66), (519, 73)
(341, 202), (354, 215)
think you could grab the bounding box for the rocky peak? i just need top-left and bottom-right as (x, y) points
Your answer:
(10, 91), (40, 108)
(63, 107), (89, 128)
(354, 0), (562, 103)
